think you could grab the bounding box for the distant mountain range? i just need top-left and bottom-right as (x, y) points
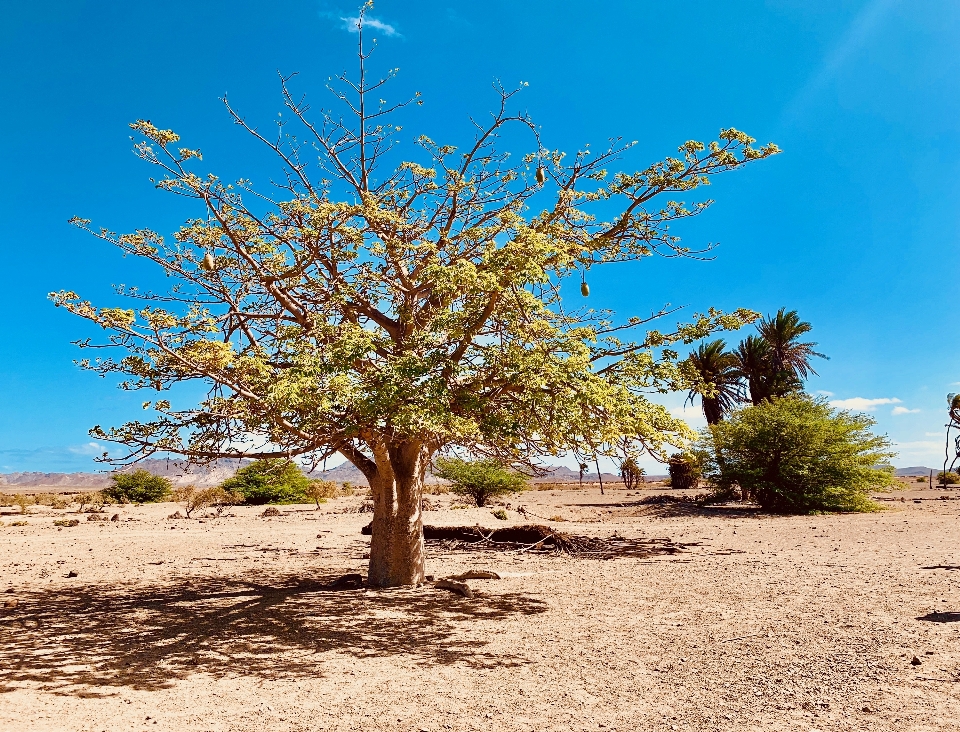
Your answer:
(894, 466), (939, 477)
(0, 457), (931, 489)
(0, 457), (656, 488)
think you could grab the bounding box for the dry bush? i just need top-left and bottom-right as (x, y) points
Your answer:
(549, 514), (566, 522)
(305, 479), (337, 508)
(36, 493), (72, 509)
(491, 509), (508, 520)
(75, 491), (102, 512)
(0, 493), (12, 507)
(201, 486), (242, 516)
(339, 481), (355, 497)
(423, 483), (450, 495)
(12, 494), (34, 515)
(172, 486), (205, 518)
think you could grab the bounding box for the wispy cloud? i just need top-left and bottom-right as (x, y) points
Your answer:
(68, 442), (105, 456)
(327, 11), (400, 37)
(891, 406), (920, 416)
(782, 0), (900, 124)
(894, 440), (942, 452)
(829, 397), (900, 411)
(815, 389), (835, 397)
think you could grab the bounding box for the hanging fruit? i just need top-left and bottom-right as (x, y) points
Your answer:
(200, 252), (215, 271)
(581, 281), (590, 297)
(536, 167), (546, 185)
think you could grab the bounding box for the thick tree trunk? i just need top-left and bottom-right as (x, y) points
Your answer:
(366, 440), (429, 588)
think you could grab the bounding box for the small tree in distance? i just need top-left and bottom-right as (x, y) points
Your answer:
(619, 457), (645, 489)
(221, 459), (310, 505)
(51, 6), (779, 586)
(305, 479), (338, 508)
(433, 457), (527, 507)
(667, 453), (700, 490)
(106, 469), (172, 503)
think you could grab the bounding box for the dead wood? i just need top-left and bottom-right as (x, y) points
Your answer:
(361, 522), (692, 559)
(446, 570), (500, 580)
(434, 579), (473, 598)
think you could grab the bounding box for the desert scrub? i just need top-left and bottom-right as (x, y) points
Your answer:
(221, 459), (310, 504)
(696, 395), (895, 514)
(105, 469), (172, 503)
(938, 471), (960, 486)
(433, 457), (528, 507)
(305, 479), (337, 508)
(12, 494), (33, 515)
(491, 509), (508, 520)
(423, 482), (450, 495)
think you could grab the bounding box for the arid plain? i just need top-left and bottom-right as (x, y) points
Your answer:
(2, 483), (960, 732)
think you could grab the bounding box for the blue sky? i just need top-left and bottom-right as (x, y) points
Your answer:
(1, 0), (957, 473)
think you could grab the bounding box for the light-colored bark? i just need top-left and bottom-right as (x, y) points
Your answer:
(364, 440), (428, 588)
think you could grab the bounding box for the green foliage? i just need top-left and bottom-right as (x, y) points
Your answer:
(433, 457), (528, 507)
(53, 66), (779, 482)
(938, 471), (960, 486)
(735, 310), (825, 406)
(685, 340), (743, 424)
(105, 469), (172, 503)
(667, 453), (701, 490)
(697, 395), (895, 514)
(491, 509), (509, 520)
(221, 459), (310, 505)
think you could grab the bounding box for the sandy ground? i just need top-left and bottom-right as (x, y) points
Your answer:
(2, 485), (960, 731)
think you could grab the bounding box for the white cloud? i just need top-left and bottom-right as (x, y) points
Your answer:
(669, 404), (706, 429)
(829, 397), (901, 411)
(894, 440), (942, 452)
(67, 442), (104, 456)
(891, 406), (920, 415)
(339, 15), (399, 36)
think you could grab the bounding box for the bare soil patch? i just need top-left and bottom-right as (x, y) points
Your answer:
(2, 486), (960, 730)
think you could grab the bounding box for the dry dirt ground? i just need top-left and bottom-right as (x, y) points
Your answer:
(2, 484), (960, 732)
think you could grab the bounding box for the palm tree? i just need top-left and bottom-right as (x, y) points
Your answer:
(734, 335), (773, 405)
(757, 308), (827, 382)
(686, 340), (743, 424)
(736, 309), (826, 404)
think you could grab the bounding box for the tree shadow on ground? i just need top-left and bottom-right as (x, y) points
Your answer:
(0, 570), (548, 696)
(917, 611), (960, 623)
(571, 494), (766, 519)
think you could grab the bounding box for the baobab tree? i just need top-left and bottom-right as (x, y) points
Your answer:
(52, 8), (778, 586)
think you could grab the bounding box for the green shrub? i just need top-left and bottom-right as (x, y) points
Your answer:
(221, 459), (310, 504)
(105, 469), (172, 503)
(491, 509), (509, 520)
(667, 453), (701, 490)
(696, 395), (895, 514)
(916, 476), (927, 483)
(432, 457), (528, 507)
(938, 471), (960, 486)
